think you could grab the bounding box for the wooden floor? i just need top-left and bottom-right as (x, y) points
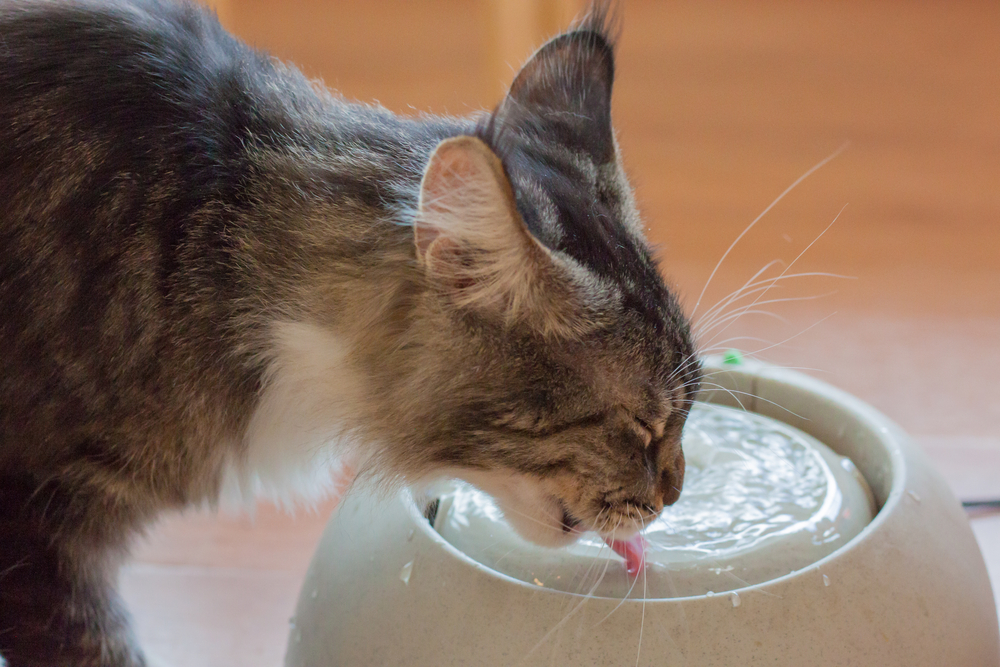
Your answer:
(122, 1), (1000, 665)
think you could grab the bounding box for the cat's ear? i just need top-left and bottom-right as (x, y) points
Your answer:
(415, 136), (586, 337)
(497, 22), (616, 163)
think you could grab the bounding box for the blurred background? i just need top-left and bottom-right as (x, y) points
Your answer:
(123, 2), (1000, 665)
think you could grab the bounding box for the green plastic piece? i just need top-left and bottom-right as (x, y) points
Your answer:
(722, 349), (744, 365)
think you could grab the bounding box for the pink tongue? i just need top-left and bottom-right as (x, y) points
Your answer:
(606, 535), (647, 576)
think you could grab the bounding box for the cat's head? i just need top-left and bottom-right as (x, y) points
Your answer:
(403, 9), (701, 547)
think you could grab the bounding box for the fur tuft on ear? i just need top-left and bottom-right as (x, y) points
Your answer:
(415, 136), (590, 337)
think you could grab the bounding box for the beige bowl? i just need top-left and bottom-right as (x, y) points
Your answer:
(285, 359), (999, 666)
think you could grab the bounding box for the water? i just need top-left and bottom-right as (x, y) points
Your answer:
(576, 404), (852, 559)
(431, 403), (875, 599)
(399, 560), (414, 585)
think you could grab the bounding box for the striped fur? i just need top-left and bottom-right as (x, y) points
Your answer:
(0, 1), (699, 664)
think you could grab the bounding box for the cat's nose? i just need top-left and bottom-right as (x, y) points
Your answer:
(658, 450), (686, 506)
(661, 476), (681, 506)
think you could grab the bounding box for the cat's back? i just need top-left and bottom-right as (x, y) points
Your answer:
(0, 0), (270, 462)
(0, 0), (258, 204)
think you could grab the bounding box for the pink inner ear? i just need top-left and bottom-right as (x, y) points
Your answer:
(414, 149), (475, 262)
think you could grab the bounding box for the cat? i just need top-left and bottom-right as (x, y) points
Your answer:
(0, 0), (701, 664)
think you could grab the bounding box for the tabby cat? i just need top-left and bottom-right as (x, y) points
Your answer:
(0, 1), (700, 664)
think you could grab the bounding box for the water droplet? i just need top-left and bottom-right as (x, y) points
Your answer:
(907, 490), (921, 503)
(706, 590), (715, 598)
(407, 529), (415, 542)
(840, 457), (856, 472)
(310, 589), (318, 599)
(822, 574), (830, 587)
(399, 560), (413, 585)
(730, 592), (741, 607)
(288, 617), (296, 628)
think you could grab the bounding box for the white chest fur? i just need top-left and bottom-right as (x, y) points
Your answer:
(221, 321), (363, 509)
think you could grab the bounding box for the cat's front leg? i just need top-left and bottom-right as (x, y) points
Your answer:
(0, 474), (147, 667)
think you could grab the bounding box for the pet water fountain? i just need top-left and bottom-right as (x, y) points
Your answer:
(285, 357), (999, 666)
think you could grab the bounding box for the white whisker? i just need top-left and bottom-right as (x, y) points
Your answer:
(515, 519), (617, 666)
(733, 313), (837, 361)
(696, 270), (853, 333)
(690, 143), (849, 320)
(698, 292), (837, 344)
(635, 515), (648, 667)
(702, 203), (850, 341)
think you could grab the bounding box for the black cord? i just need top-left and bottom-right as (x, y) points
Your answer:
(962, 499), (1000, 510)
